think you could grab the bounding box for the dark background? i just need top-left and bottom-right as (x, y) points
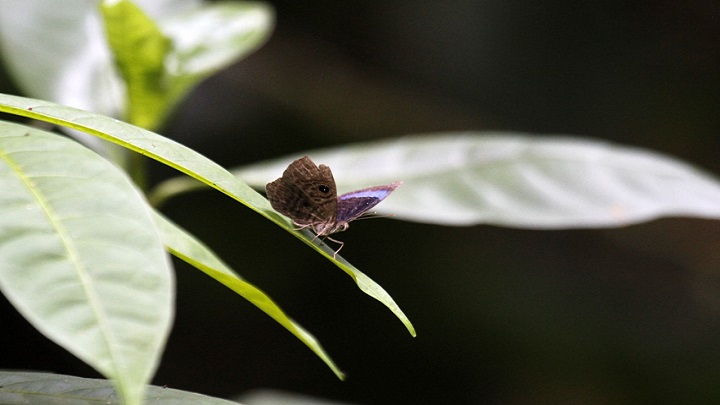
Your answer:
(2, 1), (720, 404)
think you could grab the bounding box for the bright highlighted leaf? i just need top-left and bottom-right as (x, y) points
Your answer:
(0, 0), (272, 128)
(102, 0), (173, 130)
(0, 92), (415, 353)
(0, 122), (174, 405)
(101, 0), (274, 129)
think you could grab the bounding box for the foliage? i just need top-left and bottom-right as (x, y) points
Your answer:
(1, 0), (720, 404)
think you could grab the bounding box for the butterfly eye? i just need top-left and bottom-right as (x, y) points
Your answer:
(318, 184), (330, 193)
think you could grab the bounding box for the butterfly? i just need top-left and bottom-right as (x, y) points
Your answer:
(266, 156), (401, 256)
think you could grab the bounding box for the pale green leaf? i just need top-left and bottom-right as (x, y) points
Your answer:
(0, 0), (197, 156)
(0, 122), (173, 405)
(0, 0), (271, 132)
(148, 182), (416, 340)
(0, 0), (199, 116)
(101, 0), (173, 130)
(0, 371), (239, 404)
(232, 133), (720, 228)
(159, 1), (274, 92)
(0, 93), (415, 343)
(153, 212), (345, 380)
(100, 0), (274, 130)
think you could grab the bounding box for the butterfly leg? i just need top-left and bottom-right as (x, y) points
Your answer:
(292, 223), (344, 258)
(292, 223), (313, 232)
(324, 236), (344, 259)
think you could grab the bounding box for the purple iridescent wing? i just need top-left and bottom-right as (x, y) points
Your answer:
(336, 181), (402, 223)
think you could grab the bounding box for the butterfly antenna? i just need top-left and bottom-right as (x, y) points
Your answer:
(355, 212), (396, 221)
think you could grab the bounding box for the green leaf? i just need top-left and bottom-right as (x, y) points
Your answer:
(153, 212), (345, 380)
(158, 1), (274, 106)
(0, 0), (198, 156)
(150, 188), (417, 341)
(232, 133), (720, 228)
(0, 0), (202, 116)
(0, 93), (415, 343)
(0, 0), (272, 119)
(101, 0), (173, 130)
(0, 122), (173, 405)
(0, 371), (240, 405)
(101, 0), (274, 130)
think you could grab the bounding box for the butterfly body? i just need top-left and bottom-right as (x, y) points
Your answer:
(266, 156), (401, 240)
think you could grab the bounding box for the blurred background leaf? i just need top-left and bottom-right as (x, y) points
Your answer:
(232, 133), (720, 227)
(0, 371), (242, 404)
(0, 0), (272, 158)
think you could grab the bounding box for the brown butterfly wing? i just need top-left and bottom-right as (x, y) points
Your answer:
(266, 156), (338, 228)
